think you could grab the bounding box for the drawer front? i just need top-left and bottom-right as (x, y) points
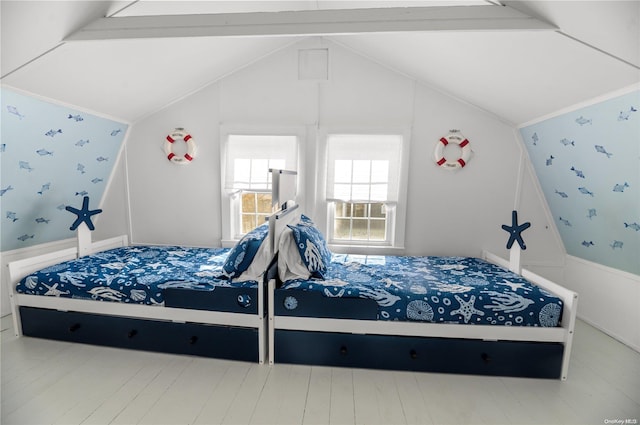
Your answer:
(20, 307), (258, 362)
(275, 330), (563, 379)
(164, 287), (259, 315)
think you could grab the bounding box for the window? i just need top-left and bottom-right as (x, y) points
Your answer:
(325, 134), (403, 245)
(334, 201), (387, 241)
(240, 189), (273, 234)
(223, 134), (297, 239)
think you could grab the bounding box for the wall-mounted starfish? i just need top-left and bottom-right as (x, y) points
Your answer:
(65, 196), (102, 231)
(501, 210), (531, 250)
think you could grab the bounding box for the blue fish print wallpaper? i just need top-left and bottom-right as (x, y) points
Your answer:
(520, 90), (639, 275)
(1, 88), (127, 251)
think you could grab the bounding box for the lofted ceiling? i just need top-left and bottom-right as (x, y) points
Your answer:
(1, 0), (639, 124)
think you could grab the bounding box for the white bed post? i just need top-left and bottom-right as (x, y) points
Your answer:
(268, 279), (276, 365)
(7, 271), (23, 337)
(508, 244), (522, 274)
(257, 274), (266, 364)
(77, 222), (92, 258)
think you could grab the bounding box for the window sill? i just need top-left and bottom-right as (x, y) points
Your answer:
(221, 239), (239, 249)
(328, 244), (405, 256)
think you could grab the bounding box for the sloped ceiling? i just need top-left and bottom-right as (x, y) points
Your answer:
(2, 1), (638, 124)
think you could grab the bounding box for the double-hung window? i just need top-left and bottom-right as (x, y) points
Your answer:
(325, 134), (404, 246)
(223, 134), (297, 239)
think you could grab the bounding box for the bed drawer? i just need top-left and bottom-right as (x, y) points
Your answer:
(274, 290), (378, 319)
(164, 287), (260, 314)
(20, 307), (258, 362)
(275, 330), (563, 379)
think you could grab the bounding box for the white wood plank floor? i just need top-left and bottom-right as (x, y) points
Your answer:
(2, 316), (639, 425)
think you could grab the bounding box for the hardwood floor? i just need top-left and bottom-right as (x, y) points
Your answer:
(2, 316), (639, 425)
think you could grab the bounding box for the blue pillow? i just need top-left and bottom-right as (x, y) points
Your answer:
(223, 223), (269, 279)
(287, 215), (332, 278)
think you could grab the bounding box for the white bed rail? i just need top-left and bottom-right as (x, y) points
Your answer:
(482, 250), (578, 380)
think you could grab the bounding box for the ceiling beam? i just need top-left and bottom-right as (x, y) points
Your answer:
(64, 5), (557, 41)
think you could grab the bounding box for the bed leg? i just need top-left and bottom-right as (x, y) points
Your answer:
(258, 316), (266, 365)
(257, 277), (265, 364)
(560, 292), (579, 380)
(268, 279), (275, 366)
(9, 294), (23, 337)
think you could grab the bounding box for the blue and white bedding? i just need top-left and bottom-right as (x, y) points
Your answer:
(279, 254), (563, 327)
(16, 246), (257, 305)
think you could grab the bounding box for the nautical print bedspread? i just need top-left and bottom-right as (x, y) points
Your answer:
(16, 246), (256, 305)
(279, 255), (563, 327)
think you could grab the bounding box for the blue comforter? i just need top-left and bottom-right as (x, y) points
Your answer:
(280, 255), (563, 327)
(16, 246), (256, 305)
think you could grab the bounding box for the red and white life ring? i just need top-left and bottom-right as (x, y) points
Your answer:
(164, 128), (196, 165)
(434, 131), (471, 169)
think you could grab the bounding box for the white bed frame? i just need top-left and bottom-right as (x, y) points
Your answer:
(267, 208), (578, 380)
(7, 232), (268, 364)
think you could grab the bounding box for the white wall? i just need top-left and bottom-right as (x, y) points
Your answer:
(563, 256), (640, 352)
(124, 37), (561, 265)
(126, 84), (223, 247)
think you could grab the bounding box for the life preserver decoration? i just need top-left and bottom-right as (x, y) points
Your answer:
(434, 130), (471, 169)
(164, 128), (196, 165)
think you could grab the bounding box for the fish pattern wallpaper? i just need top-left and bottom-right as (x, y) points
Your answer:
(1, 88), (127, 251)
(520, 90), (639, 275)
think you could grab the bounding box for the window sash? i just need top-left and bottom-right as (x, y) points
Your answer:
(333, 202), (387, 242)
(225, 135), (297, 190)
(326, 134), (402, 203)
(239, 191), (272, 234)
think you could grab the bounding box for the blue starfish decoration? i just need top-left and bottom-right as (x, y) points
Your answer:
(501, 210), (531, 250)
(65, 196), (102, 231)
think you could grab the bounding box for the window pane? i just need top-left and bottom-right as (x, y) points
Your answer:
(369, 184), (387, 201)
(351, 219), (369, 240)
(352, 160), (371, 183)
(269, 159), (285, 171)
(333, 184), (351, 200)
(370, 219), (386, 240)
(351, 184), (370, 201)
(335, 202), (350, 218)
(334, 219), (351, 239)
(251, 159), (269, 186)
(242, 193), (256, 213)
(257, 193), (272, 213)
(371, 160), (389, 182)
(334, 160), (352, 183)
(234, 159), (251, 185)
(257, 214), (269, 226)
(241, 215), (257, 234)
(370, 203), (386, 218)
(352, 203), (367, 218)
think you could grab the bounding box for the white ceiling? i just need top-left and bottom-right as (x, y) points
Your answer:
(1, 0), (638, 124)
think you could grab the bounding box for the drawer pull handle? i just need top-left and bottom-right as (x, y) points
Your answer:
(69, 323), (81, 332)
(189, 336), (198, 345)
(409, 349), (418, 360)
(339, 345), (348, 356)
(481, 352), (491, 364)
(128, 329), (138, 338)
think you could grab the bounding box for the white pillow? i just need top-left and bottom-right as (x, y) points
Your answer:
(277, 226), (311, 282)
(234, 236), (271, 283)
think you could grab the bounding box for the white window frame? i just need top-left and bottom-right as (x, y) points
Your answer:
(329, 200), (395, 245)
(220, 126), (303, 247)
(319, 128), (410, 253)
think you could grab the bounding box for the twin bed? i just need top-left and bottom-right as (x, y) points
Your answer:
(8, 235), (270, 363)
(7, 170), (578, 380)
